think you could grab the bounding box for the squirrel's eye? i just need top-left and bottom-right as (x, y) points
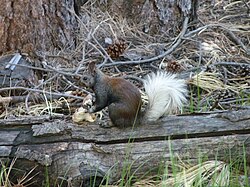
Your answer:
(82, 77), (88, 81)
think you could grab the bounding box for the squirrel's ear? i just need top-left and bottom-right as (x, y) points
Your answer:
(88, 62), (96, 75)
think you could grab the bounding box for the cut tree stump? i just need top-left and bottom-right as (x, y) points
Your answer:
(0, 110), (250, 186)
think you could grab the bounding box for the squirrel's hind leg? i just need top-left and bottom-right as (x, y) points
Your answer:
(108, 103), (139, 128)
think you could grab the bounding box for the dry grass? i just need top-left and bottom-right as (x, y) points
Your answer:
(102, 160), (243, 187)
(189, 71), (250, 94)
(159, 161), (230, 187)
(0, 158), (38, 187)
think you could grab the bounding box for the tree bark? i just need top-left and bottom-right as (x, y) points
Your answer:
(0, 0), (77, 55)
(0, 110), (249, 186)
(0, 0), (196, 55)
(99, 0), (196, 35)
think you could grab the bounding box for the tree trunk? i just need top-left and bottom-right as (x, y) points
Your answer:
(0, 110), (249, 186)
(0, 0), (196, 55)
(102, 0), (197, 35)
(0, 0), (77, 55)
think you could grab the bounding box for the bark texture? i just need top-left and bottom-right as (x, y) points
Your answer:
(0, 0), (77, 55)
(101, 0), (196, 35)
(0, 110), (249, 186)
(0, 0), (196, 55)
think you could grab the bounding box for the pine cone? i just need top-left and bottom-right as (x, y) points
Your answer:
(234, 65), (250, 77)
(227, 64), (250, 78)
(213, 89), (235, 102)
(166, 61), (183, 73)
(71, 89), (85, 97)
(67, 89), (85, 103)
(107, 40), (128, 59)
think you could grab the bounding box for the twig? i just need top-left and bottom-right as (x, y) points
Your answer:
(91, 34), (115, 63)
(184, 24), (215, 38)
(184, 23), (250, 55)
(68, 6), (114, 67)
(41, 61), (81, 77)
(101, 17), (190, 67)
(0, 87), (84, 100)
(61, 76), (91, 95)
(213, 62), (250, 67)
(225, 29), (250, 55)
(243, 0), (250, 14)
(5, 62), (53, 72)
(25, 73), (60, 111)
(85, 41), (107, 59)
(222, 66), (228, 85)
(97, 58), (108, 68)
(69, 7), (90, 73)
(230, 105), (250, 110)
(1, 95), (42, 104)
(220, 98), (250, 105)
(41, 54), (71, 61)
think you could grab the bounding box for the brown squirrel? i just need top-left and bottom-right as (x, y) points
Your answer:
(80, 62), (187, 128)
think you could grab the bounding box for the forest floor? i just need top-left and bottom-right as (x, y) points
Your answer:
(0, 1), (249, 187)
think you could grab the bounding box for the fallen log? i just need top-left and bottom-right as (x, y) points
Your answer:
(0, 110), (250, 186)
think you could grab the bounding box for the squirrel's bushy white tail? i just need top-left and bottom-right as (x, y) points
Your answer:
(143, 72), (187, 121)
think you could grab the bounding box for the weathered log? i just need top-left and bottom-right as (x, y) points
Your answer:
(0, 110), (250, 186)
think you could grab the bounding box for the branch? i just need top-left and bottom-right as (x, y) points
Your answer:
(101, 17), (190, 67)
(213, 61), (250, 67)
(225, 29), (250, 55)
